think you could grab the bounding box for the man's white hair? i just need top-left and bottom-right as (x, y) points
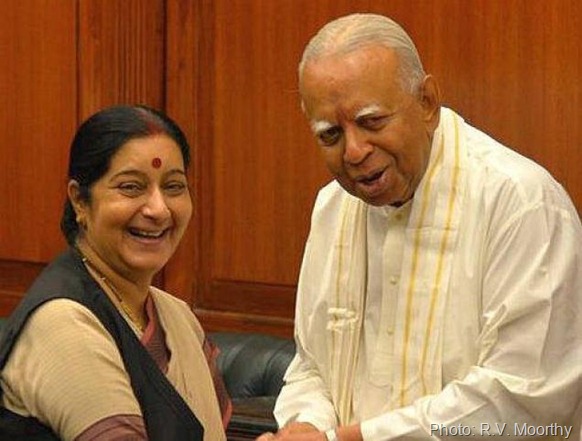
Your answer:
(299, 13), (426, 94)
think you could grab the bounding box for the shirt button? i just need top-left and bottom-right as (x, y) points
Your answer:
(389, 276), (398, 285)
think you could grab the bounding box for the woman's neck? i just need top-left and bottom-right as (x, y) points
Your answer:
(75, 240), (150, 331)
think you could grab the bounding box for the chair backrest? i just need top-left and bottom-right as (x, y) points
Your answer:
(209, 332), (295, 399)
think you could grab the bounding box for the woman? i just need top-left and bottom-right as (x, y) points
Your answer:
(0, 105), (230, 440)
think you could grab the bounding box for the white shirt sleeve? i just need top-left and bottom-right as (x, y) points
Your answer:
(360, 200), (582, 440)
(274, 340), (338, 431)
(274, 186), (341, 431)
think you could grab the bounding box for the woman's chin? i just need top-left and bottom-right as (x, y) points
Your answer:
(123, 257), (168, 281)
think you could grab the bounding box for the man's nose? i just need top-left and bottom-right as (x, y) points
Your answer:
(343, 128), (373, 165)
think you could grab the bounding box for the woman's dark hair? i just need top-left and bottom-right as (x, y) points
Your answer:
(60, 104), (191, 245)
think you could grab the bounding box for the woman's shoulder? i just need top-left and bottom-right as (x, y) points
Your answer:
(149, 287), (191, 312)
(2, 298), (140, 440)
(22, 298), (106, 335)
(5, 298), (114, 363)
(149, 288), (204, 341)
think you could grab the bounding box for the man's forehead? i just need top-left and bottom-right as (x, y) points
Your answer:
(309, 104), (382, 132)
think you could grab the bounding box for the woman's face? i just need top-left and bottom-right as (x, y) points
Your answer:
(72, 134), (192, 283)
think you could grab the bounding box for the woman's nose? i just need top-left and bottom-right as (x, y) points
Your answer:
(142, 187), (170, 219)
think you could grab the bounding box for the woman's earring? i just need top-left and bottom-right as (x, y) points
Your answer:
(76, 215), (87, 230)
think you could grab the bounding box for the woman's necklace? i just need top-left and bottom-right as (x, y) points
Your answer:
(79, 253), (146, 332)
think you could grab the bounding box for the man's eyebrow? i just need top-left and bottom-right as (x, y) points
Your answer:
(310, 120), (334, 134)
(310, 105), (382, 133)
(355, 104), (382, 119)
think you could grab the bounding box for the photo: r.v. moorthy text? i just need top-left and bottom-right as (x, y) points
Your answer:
(430, 422), (573, 438)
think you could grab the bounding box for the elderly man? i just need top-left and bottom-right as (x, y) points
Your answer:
(258, 13), (582, 441)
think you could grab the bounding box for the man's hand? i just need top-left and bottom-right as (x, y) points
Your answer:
(256, 422), (323, 440)
(256, 423), (362, 441)
(278, 422), (320, 435)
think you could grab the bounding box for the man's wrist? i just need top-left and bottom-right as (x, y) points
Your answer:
(325, 428), (338, 441)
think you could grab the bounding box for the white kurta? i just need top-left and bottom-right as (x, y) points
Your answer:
(274, 110), (582, 440)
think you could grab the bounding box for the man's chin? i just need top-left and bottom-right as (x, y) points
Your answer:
(338, 179), (404, 207)
(349, 188), (402, 207)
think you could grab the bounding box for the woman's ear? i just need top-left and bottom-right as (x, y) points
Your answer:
(419, 74), (441, 132)
(67, 180), (87, 226)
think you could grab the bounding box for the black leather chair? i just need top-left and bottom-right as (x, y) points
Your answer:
(210, 332), (294, 399)
(209, 332), (295, 440)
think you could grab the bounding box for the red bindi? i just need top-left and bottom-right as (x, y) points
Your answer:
(151, 157), (162, 169)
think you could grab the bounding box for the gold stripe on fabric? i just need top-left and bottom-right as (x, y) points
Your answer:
(332, 198), (351, 421)
(399, 131), (445, 407)
(341, 204), (366, 423)
(420, 114), (461, 394)
(333, 199), (350, 355)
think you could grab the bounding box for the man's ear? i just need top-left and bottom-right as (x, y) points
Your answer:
(419, 74), (441, 132)
(67, 179), (87, 220)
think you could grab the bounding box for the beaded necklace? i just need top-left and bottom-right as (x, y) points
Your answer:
(79, 253), (146, 332)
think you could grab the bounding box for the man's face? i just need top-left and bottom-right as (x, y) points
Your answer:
(300, 45), (440, 206)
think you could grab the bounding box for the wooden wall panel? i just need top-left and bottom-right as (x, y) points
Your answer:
(0, 1), (76, 263)
(381, 0), (582, 212)
(165, 0), (303, 336)
(78, 0), (166, 119)
(0, 1), (77, 314)
(164, 0), (206, 306)
(211, 1), (331, 288)
(0, 261), (44, 317)
(174, 0), (582, 336)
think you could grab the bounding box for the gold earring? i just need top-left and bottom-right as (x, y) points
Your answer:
(76, 215), (87, 230)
